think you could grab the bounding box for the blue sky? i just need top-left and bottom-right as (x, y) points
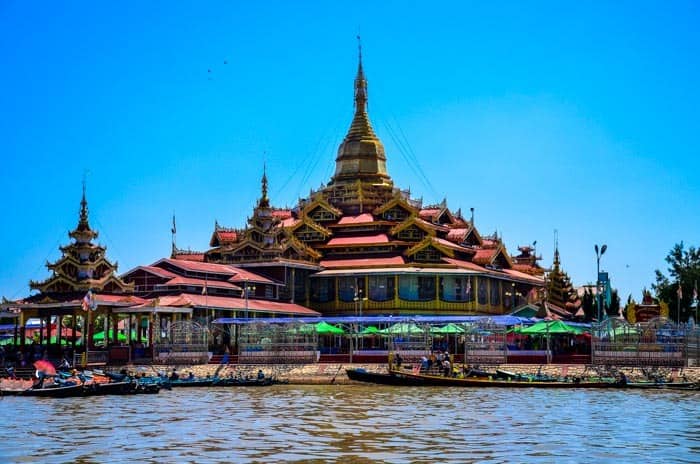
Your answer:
(1, 1), (698, 302)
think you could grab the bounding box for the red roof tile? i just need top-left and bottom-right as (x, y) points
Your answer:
(162, 276), (241, 290)
(326, 234), (389, 246)
(419, 208), (440, 219)
(281, 217), (300, 228)
(228, 268), (276, 285)
(173, 253), (206, 262)
(336, 213), (375, 225)
(92, 294), (149, 305)
(216, 231), (238, 242)
(446, 228), (469, 242)
(473, 248), (497, 264)
(502, 269), (544, 284)
(441, 258), (488, 272)
(139, 266), (177, 279)
(433, 237), (475, 254)
(154, 293), (319, 316)
(320, 256), (406, 268)
(158, 258), (237, 276)
(272, 209), (293, 219)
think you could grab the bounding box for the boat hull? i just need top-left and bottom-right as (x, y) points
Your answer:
(388, 369), (624, 388)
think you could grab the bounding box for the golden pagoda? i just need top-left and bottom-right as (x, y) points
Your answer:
(180, 44), (545, 316)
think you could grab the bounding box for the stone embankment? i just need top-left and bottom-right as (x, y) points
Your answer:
(136, 363), (700, 385)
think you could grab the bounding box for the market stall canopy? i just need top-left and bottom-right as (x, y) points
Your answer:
(431, 323), (467, 334)
(378, 322), (425, 335)
(361, 326), (380, 335)
(520, 320), (582, 335)
(315, 321), (345, 335)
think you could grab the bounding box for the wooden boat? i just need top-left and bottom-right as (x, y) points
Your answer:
(169, 377), (215, 388)
(346, 368), (426, 386)
(385, 367), (624, 388)
(211, 376), (274, 387)
(624, 381), (700, 391)
(22, 383), (87, 398)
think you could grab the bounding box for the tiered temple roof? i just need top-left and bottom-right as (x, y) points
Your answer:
(543, 246), (583, 319)
(174, 45), (547, 315)
(28, 185), (134, 299)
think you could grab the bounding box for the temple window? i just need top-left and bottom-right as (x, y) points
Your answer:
(478, 277), (488, 305)
(368, 275), (394, 301)
(397, 227), (424, 241)
(440, 276), (468, 302)
(383, 207), (409, 221)
(310, 278), (335, 303)
(414, 247), (442, 262)
(490, 279), (501, 306)
(338, 277), (356, 302)
(398, 275), (435, 301)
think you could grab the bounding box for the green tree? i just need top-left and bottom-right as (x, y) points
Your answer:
(653, 242), (700, 322)
(582, 288), (595, 322)
(606, 289), (621, 317)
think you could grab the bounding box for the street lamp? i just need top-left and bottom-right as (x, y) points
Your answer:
(244, 280), (256, 319)
(353, 287), (367, 349)
(594, 244), (607, 322)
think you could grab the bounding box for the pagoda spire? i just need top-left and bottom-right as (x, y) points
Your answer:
(70, 178), (98, 243)
(258, 163), (270, 208)
(331, 38), (390, 187)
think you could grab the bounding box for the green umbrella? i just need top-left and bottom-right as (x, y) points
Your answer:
(315, 321), (345, 335)
(520, 320), (582, 335)
(431, 323), (466, 334)
(361, 326), (380, 335)
(92, 330), (128, 342)
(378, 322), (424, 335)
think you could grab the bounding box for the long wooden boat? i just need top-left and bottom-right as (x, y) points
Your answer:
(169, 377), (215, 388)
(346, 368), (426, 386)
(22, 383), (88, 398)
(212, 376), (274, 387)
(624, 381), (699, 391)
(386, 368), (625, 388)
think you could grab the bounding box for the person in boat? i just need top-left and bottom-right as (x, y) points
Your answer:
(420, 356), (429, 372)
(58, 356), (71, 371)
(257, 369), (265, 380)
(394, 353), (403, 368)
(617, 371), (628, 385)
(170, 369), (179, 381)
(443, 358), (452, 377)
(188, 372), (195, 380)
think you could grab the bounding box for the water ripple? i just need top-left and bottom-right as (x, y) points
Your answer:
(1, 385), (698, 463)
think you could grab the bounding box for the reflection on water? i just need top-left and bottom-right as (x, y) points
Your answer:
(1, 385), (698, 463)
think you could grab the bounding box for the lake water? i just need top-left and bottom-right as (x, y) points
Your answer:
(1, 385), (698, 463)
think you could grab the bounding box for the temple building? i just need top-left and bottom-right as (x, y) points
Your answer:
(9, 185), (144, 350)
(541, 246), (583, 320)
(177, 47), (546, 316)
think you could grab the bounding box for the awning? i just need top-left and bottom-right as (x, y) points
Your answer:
(116, 306), (194, 315)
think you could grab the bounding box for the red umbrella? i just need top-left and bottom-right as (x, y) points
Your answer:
(33, 360), (57, 376)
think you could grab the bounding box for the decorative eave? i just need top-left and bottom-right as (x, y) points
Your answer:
(473, 244), (513, 269)
(281, 236), (322, 260)
(290, 216), (333, 237)
(390, 217), (437, 237)
(404, 236), (454, 259)
(46, 253), (116, 274)
(30, 273), (134, 294)
(301, 196), (342, 219)
(209, 227), (241, 247)
(59, 242), (106, 254)
(373, 196), (419, 217)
